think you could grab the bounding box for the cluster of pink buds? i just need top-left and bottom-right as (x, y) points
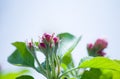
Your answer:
(94, 39), (108, 50)
(26, 40), (36, 56)
(38, 33), (59, 54)
(26, 39), (34, 49)
(87, 38), (108, 56)
(28, 42), (33, 49)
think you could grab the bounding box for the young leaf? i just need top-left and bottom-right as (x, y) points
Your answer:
(57, 33), (81, 66)
(111, 70), (120, 79)
(81, 68), (120, 79)
(8, 42), (35, 67)
(16, 75), (34, 79)
(78, 56), (93, 66)
(79, 57), (120, 72)
(0, 70), (29, 79)
(100, 69), (114, 79)
(57, 33), (76, 56)
(81, 68), (102, 79)
(61, 37), (81, 66)
(114, 60), (120, 65)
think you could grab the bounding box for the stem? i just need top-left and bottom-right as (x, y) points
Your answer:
(33, 67), (46, 77)
(58, 67), (79, 79)
(56, 56), (60, 78)
(34, 55), (46, 76)
(51, 53), (56, 79)
(46, 54), (51, 79)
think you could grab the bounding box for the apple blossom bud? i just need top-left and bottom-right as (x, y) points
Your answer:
(97, 51), (106, 56)
(28, 42), (33, 48)
(43, 33), (52, 42)
(39, 43), (46, 48)
(87, 43), (93, 50)
(94, 38), (108, 49)
(53, 37), (59, 44)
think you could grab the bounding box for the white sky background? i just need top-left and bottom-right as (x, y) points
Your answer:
(0, 0), (120, 79)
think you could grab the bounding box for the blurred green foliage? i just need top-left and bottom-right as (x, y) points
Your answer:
(0, 70), (29, 79)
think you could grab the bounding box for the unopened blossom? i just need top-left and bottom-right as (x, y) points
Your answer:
(28, 42), (32, 48)
(53, 37), (59, 44)
(42, 33), (52, 42)
(87, 43), (93, 50)
(87, 38), (108, 57)
(39, 43), (46, 48)
(26, 40), (34, 49)
(97, 51), (106, 56)
(94, 38), (108, 50)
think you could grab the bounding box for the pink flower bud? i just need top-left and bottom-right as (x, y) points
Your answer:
(28, 42), (33, 49)
(53, 37), (59, 44)
(43, 33), (52, 42)
(39, 43), (46, 48)
(94, 38), (108, 49)
(97, 51), (106, 56)
(87, 43), (93, 50)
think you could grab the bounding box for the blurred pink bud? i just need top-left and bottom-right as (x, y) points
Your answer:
(94, 38), (108, 49)
(97, 51), (106, 56)
(53, 37), (59, 44)
(28, 42), (33, 49)
(39, 43), (46, 48)
(87, 43), (93, 50)
(43, 33), (52, 42)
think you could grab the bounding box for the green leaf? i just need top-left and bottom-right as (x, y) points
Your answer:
(114, 60), (120, 65)
(100, 69), (120, 79)
(79, 57), (120, 72)
(81, 68), (120, 79)
(111, 70), (120, 79)
(57, 33), (81, 66)
(0, 70), (29, 79)
(57, 33), (76, 56)
(78, 56), (93, 66)
(61, 63), (68, 71)
(61, 37), (81, 66)
(97, 69), (120, 79)
(80, 58), (120, 79)
(57, 32), (75, 40)
(8, 42), (35, 67)
(100, 69), (113, 79)
(81, 68), (102, 79)
(16, 75), (34, 79)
